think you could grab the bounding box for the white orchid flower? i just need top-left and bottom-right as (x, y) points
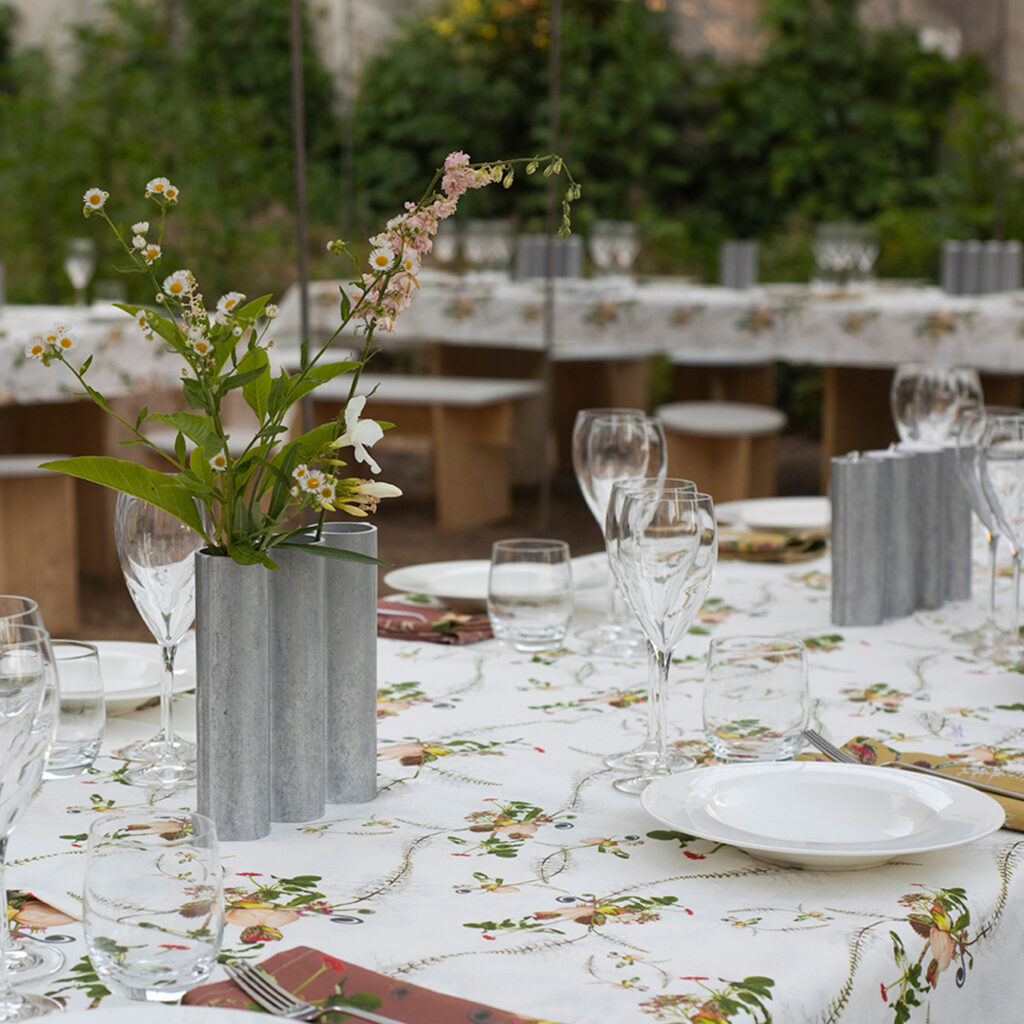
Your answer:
(330, 394), (384, 473)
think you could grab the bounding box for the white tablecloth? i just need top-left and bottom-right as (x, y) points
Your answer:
(10, 547), (1024, 1022)
(278, 275), (1024, 372)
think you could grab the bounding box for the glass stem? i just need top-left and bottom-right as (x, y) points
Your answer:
(650, 646), (670, 773)
(642, 640), (658, 750)
(159, 644), (177, 761)
(0, 839), (21, 1016)
(986, 531), (1000, 627)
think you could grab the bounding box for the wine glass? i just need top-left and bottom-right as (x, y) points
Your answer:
(114, 494), (203, 788)
(978, 412), (1024, 667)
(589, 221), (639, 278)
(0, 622), (61, 1020)
(603, 478), (699, 772)
(953, 406), (1018, 654)
(608, 489), (717, 793)
(890, 363), (983, 445)
(63, 238), (96, 307)
(0, 600), (64, 986)
(572, 409), (666, 657)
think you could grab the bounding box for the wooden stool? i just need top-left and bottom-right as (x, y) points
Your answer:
(0, 456), (79, 634)
(655, 401), (786, 503)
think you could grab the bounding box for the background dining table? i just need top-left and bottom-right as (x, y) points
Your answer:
(9, 531), (1024, 1023)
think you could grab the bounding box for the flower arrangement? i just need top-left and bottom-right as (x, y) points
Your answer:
(36, 153), (579, 567)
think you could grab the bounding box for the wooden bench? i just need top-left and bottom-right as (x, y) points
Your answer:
(0, 455), (79, 634)
(656, 401), (786, 504)
(313, 374), (544, 530)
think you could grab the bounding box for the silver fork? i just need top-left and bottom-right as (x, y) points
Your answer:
(802, 728), (1021, 801)
(225, 961), (408, 1024)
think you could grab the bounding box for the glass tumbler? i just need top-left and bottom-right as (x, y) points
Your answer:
(83, 810), (223, 1002)
(43, 640), (105, 779)
(703, 636), (809, 762)
(487, 539), (573, 652)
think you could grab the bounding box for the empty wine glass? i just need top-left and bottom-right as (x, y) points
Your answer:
(604, 478), (699, 772)
(572, 409), (666, 657)
(608, 489), (717, 793)
(589, 221), (640, 278)
(953, 406), (1018, 654)
(891, 363), (983, 445)
(63, 238), (96, 307)
(114, 494), (203, 788)
(0, 600), (64, 987)
(979, 412), (1024, 667)
(0, 622), (61, 1020)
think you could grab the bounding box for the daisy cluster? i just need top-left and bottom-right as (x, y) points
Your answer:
(347, 151), (505, 333)
(24, 323), (73, 362)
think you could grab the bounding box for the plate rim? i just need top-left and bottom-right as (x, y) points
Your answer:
(716, 495), (831, 532)
(641, 762), (1004, 862)
(94, 639), (194, 705)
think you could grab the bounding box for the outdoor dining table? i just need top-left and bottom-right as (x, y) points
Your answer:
(279, 275), (1024, 482)
(10, 542), (1024, 1023)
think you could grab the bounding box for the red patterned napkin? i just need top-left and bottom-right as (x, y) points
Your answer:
(377, 597), (492, 644)
(184, 945), (559, 1022)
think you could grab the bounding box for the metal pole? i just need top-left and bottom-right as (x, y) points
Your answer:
(539, 0), (562, 533)
(289, 0), (313, 432)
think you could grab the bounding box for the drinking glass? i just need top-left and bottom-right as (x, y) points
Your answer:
(487, 539), (573, 651)
(63, 237), (96, 306)
(811, 223), (877, 285)
(0, 600), (64, 987)
(463, 218), (514, 274)
(588, 221), (639, 277)
(952, 406), (1018, 654)
(890, 363), (983, 445)
(431, 221), (458, 265)
(603, 478), (698, 771)
(572, 408), (666, 657)
(608, 489), (717, 793)
(42, 641), (104, 779)
(83, 810), (223, 1002)
(0, 623), (61, 1020)
(703, 636), (809, 761)
(114, 494), (203, 787)
(979, 413), (1024, 666)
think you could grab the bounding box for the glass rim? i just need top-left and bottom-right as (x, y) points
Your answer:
(492, 538), (570, 552)
(708, 634), (805, 653)
(50, 639), (100, 660)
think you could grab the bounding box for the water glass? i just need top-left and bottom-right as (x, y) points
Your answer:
(703, 636), (809, 762)
(43, 640), (105, 778)
(487, 539), (572, 652)
(83, 810), (223, 1002)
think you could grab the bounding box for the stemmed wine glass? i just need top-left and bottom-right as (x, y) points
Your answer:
(0, 622), (61, 1020)
(0, 599), (64, 987)
(607, 488), (717, 793)
(114, 493), (203, 788)
(890, 363), (983, 445)
(953, 406), (1017, 654)
(572, 408), (666, 657)
(63, 238), (96, 307)
(978, 412), (1024, 667)
(604, 478), (698, 772)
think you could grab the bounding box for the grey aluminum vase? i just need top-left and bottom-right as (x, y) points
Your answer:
(316, 522), (378, 803)
(195, 550), (272, 841)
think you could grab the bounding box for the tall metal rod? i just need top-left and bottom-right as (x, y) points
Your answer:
(539, 0), (562, 533)
(289, 0), (313, 432)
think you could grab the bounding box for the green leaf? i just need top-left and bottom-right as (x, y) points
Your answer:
(239, 347), (271, 421)
(283, 360), (360, 409)
(183, 378), (213, 414)
(149, 411), (217, 452)
(220, 365), (268, 394)
(275, 541), (384, 566)
(40, 456), (205, 534)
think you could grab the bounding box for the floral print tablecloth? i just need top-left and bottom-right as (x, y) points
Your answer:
(279, 276), (1024, 372)
(11, 552), (1024, 1022)
(0, 305), (181, 405)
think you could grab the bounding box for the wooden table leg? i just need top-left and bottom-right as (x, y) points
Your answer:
(820, 367), (898, 490)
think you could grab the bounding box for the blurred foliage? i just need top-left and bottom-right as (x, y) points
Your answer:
(0, 0), (339, 303)
(0, 0), (1022, 314)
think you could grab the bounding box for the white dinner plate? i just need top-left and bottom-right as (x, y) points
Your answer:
(59, 1007), (273, 1024)
(641, 762), (1004, 870)
(383, 552), (608, 610)
(96, 639), (196, 712)
(716, 496), (831, 534)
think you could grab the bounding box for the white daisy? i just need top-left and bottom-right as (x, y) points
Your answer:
(141, 243), (162, 265)
(132, 234), (147, 250)
(216, 292), (245, 316)
(25, 337), (47, 360)
(163, 270), (191, 298)
(209, 452), (229, 472)
(132, 221), (149, 234)
(82, 187), (109, 213)
(368, 247), (396, 271)
(146, 176), (171, 198)
(265, 304), (279, 319)
(162, 183), (180, 202)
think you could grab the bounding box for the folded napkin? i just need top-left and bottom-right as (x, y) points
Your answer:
(185, 944), (560, 1023)
(802, 735), (1024, 831)
(377, 597), (492, 644)
(718, 528), (827, 563)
